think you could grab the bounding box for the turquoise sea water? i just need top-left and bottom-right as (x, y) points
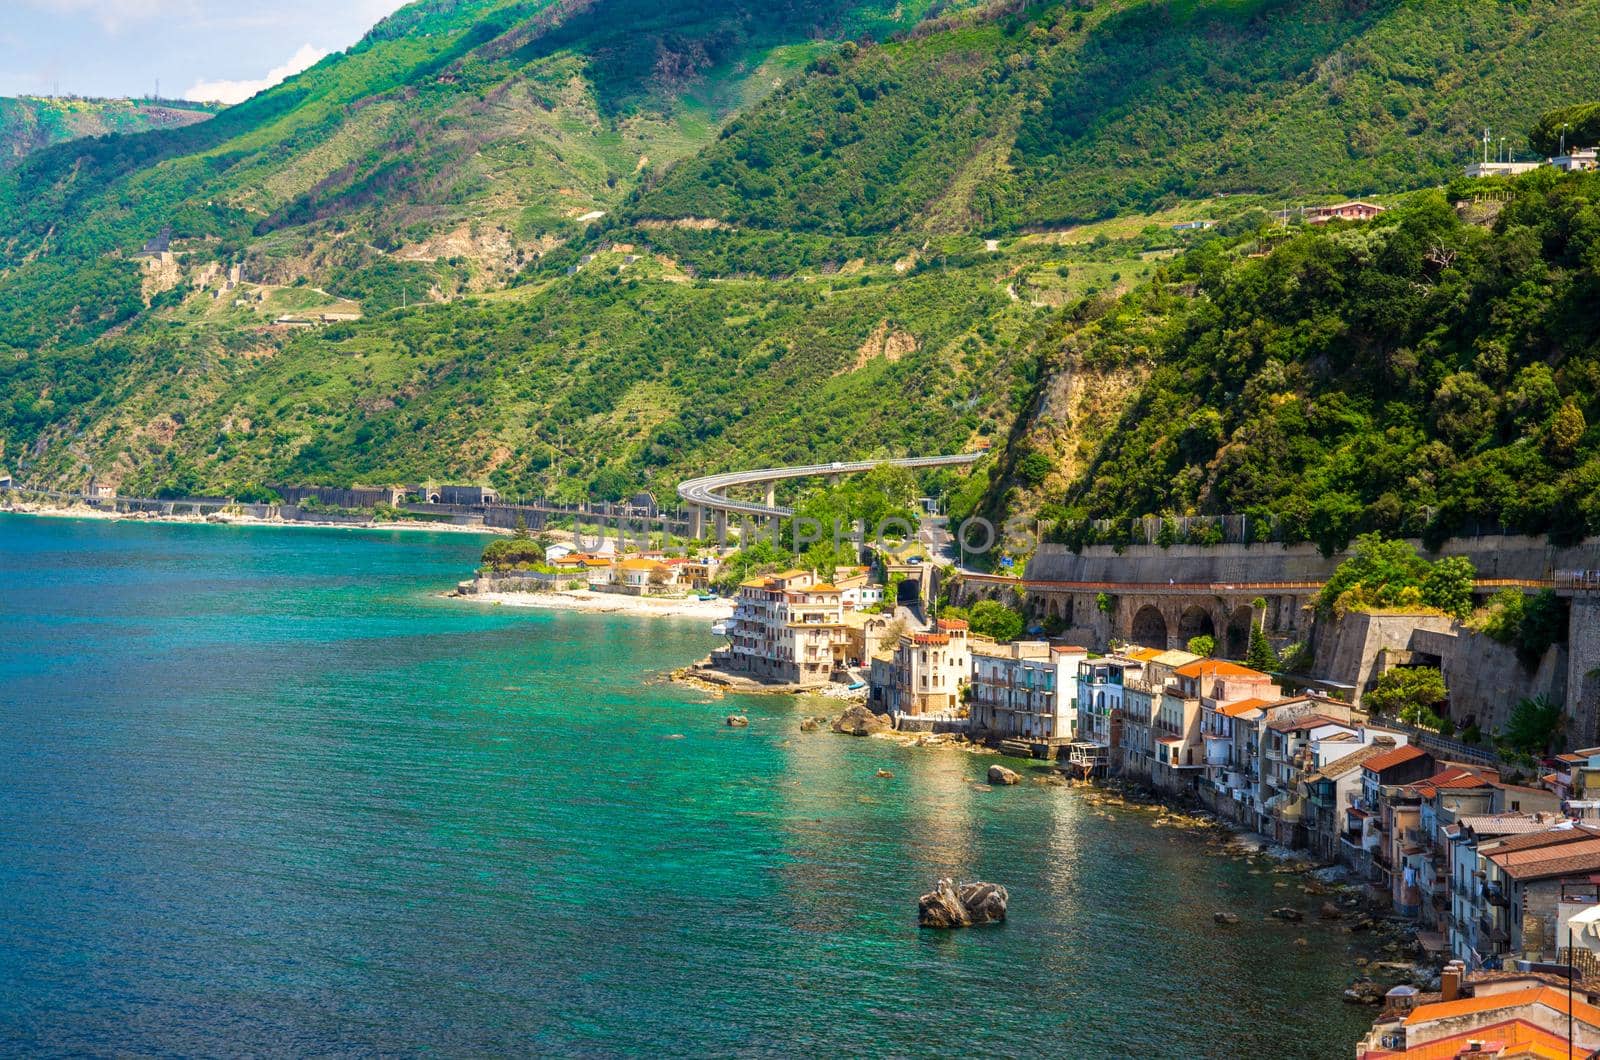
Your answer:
(0, 514), (1373, 1056)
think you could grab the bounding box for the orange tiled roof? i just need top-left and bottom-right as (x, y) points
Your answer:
(1220, 699), (1273, 719)
(1052, 645), (1088, 654)
(1364, 744), (1428, 773)
(1488, 837), (1600, 881)
(1175, 659), (1268, 680)
(1404, 985), (1600, 1033)
(936, 618), (969, 631)
(912, 633), (951, 646)
(1376, 1017), (1571, 1060)
(1125, 647), (1165, 662)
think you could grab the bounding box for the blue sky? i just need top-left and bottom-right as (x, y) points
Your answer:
(0, 0), (411, 102)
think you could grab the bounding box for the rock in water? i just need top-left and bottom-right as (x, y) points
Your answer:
(987, 765), (1020, 786)
(831, 705), (890, 736)
(918, 878), (970, 929)
(1213, 911), (1241, 925)
(799, 718), (819, 733)
(918, 878), (1008, 929)
(726, 715), (749, 728)
(958, 882), (1008, 925)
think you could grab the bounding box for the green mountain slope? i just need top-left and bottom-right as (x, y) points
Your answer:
(635, 0), (1600, 234)
(4, 0), (1600, 517)
(979, 169), (1600, 553)
(0, 96), (217, 168)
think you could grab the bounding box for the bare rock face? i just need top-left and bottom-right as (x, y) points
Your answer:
(832, 705), (890, 736)
(918, 878), (1009, 929)
(987, 765), (1021, 786)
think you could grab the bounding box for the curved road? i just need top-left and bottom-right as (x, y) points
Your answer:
(677, 452), (985, 521)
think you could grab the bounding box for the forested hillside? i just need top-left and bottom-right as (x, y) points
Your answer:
(635, 0), (1600, 233)
(0, 97), (216, 168)
(981, 169), (1600, 553)
(2, 0), (1600, 519)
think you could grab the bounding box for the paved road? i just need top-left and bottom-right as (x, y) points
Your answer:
(676, 453), (984, 521)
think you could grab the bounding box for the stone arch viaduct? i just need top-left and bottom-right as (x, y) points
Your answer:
(956, 539), (1585, 654)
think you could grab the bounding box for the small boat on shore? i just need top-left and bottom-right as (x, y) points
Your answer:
(710, 620), (730, 637)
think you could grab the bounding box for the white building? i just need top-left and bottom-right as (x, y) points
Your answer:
(970, 641), (1086, 746)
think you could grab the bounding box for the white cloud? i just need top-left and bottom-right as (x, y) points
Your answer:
(182, 42), (325, 105)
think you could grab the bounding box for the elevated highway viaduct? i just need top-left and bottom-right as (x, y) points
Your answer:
(676, 452), (984, 539)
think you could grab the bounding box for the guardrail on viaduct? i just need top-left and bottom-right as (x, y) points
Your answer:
(675, 452), (985, 536)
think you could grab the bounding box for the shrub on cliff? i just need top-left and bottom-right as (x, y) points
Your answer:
(1365, 667), (1448, 731)
(1315, 535), (1477, 619)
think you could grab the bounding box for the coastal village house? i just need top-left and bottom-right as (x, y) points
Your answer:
(717, 570), (849, 687)
(1193, 661), (1283, 819)
(889, 619), (971, 717)
(1116, 649), (1203, 792)
(969, 641), (1087, 752)
(1302, 741), (1403, 863)
(1257, 705), (1367, 846)
(1357, 966), (1600, 1057)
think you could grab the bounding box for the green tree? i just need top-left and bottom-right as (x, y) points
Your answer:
(1503, 695), (1564, 756)
(1187, 634), (1215, 657)
(1551, 401), (1586, 461)
(1245, 626), (1279, 672)
(1364, 667), (1448, 729)
(965, 599), (1026, 642)
(1420, 556), (1475, 619)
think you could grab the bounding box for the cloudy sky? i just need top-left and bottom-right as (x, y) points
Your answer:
(0, 0), (412, 103)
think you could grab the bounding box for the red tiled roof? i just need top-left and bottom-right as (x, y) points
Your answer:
(936, 618), (968, 631)
(1364, 744), (1427, 773)
(1424, 768), (1496, 790)
(1485, 824), (1600, 854)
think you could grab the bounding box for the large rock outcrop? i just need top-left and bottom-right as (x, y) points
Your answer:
(917, 878), (1009, 929)
(832, 705), (890, 736)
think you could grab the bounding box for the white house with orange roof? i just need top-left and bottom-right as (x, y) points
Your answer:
(716, 570), (850, 687)
(1187, 659), (1282, 815)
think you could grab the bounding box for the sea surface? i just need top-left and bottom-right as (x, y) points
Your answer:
(0, 514), (1374, 1057)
